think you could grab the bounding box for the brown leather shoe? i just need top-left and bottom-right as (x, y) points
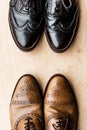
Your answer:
(10, 74), (44, 130)
(44, 74), (78, 130)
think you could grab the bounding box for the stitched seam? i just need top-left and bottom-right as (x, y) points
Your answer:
(45, 101), (73, 106)
(11, 100), (42, 105)
(11, 8), (43, 31)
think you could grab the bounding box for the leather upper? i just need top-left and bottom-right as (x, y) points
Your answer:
(10, 74), (44, 130)
(9, 0), (44, 51)
(44, 74), (78, 130)
(45, 0), (79, 52)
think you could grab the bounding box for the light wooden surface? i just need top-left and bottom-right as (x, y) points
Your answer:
(0, 0), (87, 129)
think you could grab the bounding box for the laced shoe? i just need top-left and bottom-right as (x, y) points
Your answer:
(9, 0), (44, 51)
(10, 74), (44, 130)
(45, 0), (79, 53)
(44, 74), (78, 130)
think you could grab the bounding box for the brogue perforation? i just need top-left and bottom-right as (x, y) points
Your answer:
(45, 0), (79, 52)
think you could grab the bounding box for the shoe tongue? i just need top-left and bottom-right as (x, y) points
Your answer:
(52, 117), (68, 130)
(28, 0), (42, 15)
(46, 0), (73, 16)
(46, 0), (62, 15)
(15, 0), (42, 15)
(14, 114), (43, 130)
(48, 114), (72, 130)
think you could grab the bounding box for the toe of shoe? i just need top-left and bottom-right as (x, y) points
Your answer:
(11, 74), (42, 103)
(44, 74), (75, 103)
(46, 29), (74, 53)
(12, 29), (40, 51)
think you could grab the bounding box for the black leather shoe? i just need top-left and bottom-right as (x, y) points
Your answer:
(45, 0), (79, 53)
(9, 0), (44, 51)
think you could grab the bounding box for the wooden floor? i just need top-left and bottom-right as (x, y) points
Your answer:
(0, 0), (87, 129)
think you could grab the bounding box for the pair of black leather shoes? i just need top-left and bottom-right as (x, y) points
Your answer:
(9, 0), (79, 52)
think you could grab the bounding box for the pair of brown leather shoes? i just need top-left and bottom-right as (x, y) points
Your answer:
(10, 74), (78, 130)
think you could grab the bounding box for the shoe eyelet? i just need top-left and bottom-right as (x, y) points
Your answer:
(62, 0), (72, 9)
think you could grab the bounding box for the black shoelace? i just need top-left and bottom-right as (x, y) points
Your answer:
(16, 0), (41, 14)
(24, 117), (36, 130)
(46, 0), (72, 15)
(29, 0), (41, 14)
(52, 117), (68, 130)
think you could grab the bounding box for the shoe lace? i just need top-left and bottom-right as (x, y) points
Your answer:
(52, 117), (68, 130)
(46, 0), (72, 16)
(29, 0), (41, 14)
(16, 0), (41, 14)
(24, 117), (36, 130)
